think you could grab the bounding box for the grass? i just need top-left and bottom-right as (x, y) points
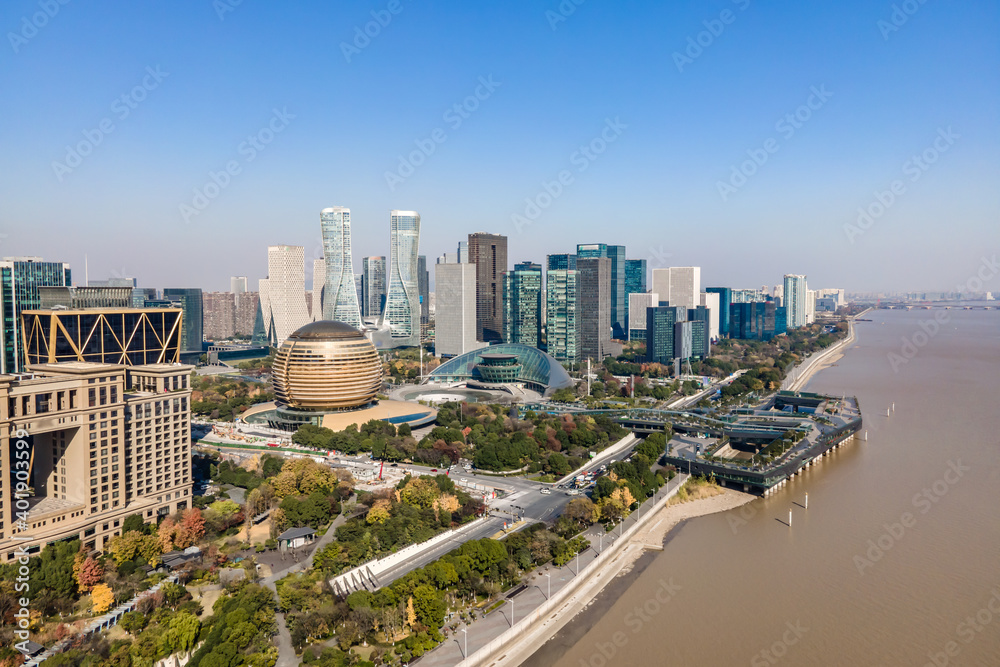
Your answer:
(667, 477), (724, 506)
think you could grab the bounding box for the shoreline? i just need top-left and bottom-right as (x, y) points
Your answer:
(491, 487), (755, 667)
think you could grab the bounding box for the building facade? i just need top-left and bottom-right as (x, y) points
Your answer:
(202, 292), (237, 340)
(161, 289), (203, 355)
(434, 262), (480, 358)
(699, 291), (720, 341)
(628, 292), (658, 342)
(646, 306), (684, 365)
(418, 255), (429, 339)
(545, 269), (580, 362)
(547, 254), (577, 271)
(382, 211), (421, 347)
(706, 287), (732, 339)
(38, 286), (132, 309)
(577, 244), (626, 339)
(361, 257), (387, 319)
(577, 257), (611, 361)
(230, 276), (248, 295)
(258, 245), (312, 348)
(624, 258), (647, 334)
(468, 232), (507, 343)
(502, 262), (542, 348)
(312, 259), (326, 323)
(320, 207), (362, 328)
(0, 257), (72, 374)
(235, 292), (259, 337)
(651, 266), (701, 311)
(783, 274), (808, 328)
(729, 302), (788, 340)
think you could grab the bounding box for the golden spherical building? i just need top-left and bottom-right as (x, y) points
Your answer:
(271, 321), (382, 411)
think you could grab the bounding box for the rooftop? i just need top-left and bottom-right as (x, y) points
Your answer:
(288, 320), (365, 341)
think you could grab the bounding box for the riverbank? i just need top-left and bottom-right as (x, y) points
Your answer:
(490, 486), (754, 667)
(784, 310), (866, 392)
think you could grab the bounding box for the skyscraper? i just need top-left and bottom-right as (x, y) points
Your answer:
(577, 257), (611, 361)
(468, 232), (508, 342)
(258, 245), (311, 347)
(312, 258), (326, 322)
(577, 244), (626, 339)
(628, 292), (658, 341)
(547, 254), (577, 271)
(503, 262), (542, 348)
(652, 267), (701, 311)
(545, 268), (580, 362)
(435, 262), (479, 358)
(320, 207), (362, 328)
(0, 256), (71, 373)
(783, 274), (808, 328)
(203, 291), (236, 340)
(230, 276), (248, 296)
(706, 287), (733, 339)
(361, 257), (387, 319)
(382, 210), (421, 347)
(418, 255), (429, 339)
(235, 291), (259, 337)
(457, 241), (469, 264)
(806, 289), (817, 324)
(699, 291), (720, 341)
(162, 288), (204, 356)
(646, 306), (684, 365)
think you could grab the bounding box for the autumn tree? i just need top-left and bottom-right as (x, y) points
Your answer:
(176, 508), (206, 548)
(73, 555), (104, 593)
(157, 517), (178, 552)
(91, 583), (115, 614)
(269, 508), (288, 539)
(108, 531), (162, 566)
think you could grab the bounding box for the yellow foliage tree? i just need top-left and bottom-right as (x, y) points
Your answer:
(434, 493), (460, 514)
(406, 597), (416, 628)
(91, 583), (115, 614)
(366, 499), (392, 525)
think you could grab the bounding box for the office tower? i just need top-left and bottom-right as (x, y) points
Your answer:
(783, 274), (808, 328)
(686, 306), (711, 358)
(503, 262), (542, 347)
(418, 255), (429, 338)
(132, 288), (157, 309)
(355, 275), (363, 317)
(312, 258), (326, 322)
(705, 287), (732, 339)
(203, 292), (237, 340)
(547, 254), (577, 271)
(468, 232), (508, 342)
(577, 244), (626, 339)
(805, 289), (817, 324)
(729, 302), (787, 341)
(628, 292), (658, 342)
(320, 207), (362, 328)
(545, 269), (580, 362)
(383, 210), (421, 347)
(0, 257), (72, 373)
(624, 258), (647, 334)
(817, 288), (845, 308)
(577, 257), (611, 361)
(235, 291), (259, 336)
(435, 262), (479, 357)
(772, 284), (784, 305)
(731, 288), (765, 303)
(231, 276), (248, 296)
(0, 361), (193, 559)
(438, 252), (458, 265)
(646, 306), (684, 365)
(362, 257), (387, 319)
(162, 289), (203, 356)
(258, 245), (311, 347)
(665, 267), (701, 310)
(699, 291), (720, 341)
(38, 285), (132, 309)
(457, 241), (469, 264)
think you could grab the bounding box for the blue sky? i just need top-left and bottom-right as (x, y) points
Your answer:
(1, 0), (997, 293)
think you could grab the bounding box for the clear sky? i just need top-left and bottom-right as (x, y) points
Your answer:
(1, 0), (997, 294)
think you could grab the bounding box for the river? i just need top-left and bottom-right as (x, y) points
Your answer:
(524, 309), (1000, 667)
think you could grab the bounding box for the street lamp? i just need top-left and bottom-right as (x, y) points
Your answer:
(509, 599), (515, 627)
(461, 627), (468, 658)
(544, 573), (551, 599)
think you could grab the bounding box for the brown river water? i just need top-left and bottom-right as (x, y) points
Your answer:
(524, 309), (1000, 667)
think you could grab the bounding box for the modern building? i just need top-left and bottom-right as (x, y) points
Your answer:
(730, 302), (788, 340)
(21, 308), (183, 366)
(646, 306), (684, 365)
(418, 255), (429, 339)
(706, 287), (733, 339)
(0, 361), (193, 560)
(235, 292), (259, 337)
(805, 289), (817, 325)
(686, 305), (711, 358)
(132, 288), (157, 309)
(545, 269), (580, 363)
(38, 286), (132, 310)
(503, 262), (542, 348)
(624, 258), (647, 334)
(434, 262), (480, 358)
(817, 288), (845, 308)
(320, 207), (362, 329)
(468, 232), (508, 343)
(577, 244), (626, 339)
(161, 289), (203, 358)
(230, 276), (248, 296)
(628, 292), (658, 342)
(380, 210), (421, 348)
(547, 254), (577, 271)
(732, 288), (766, 304)
(783, 275), (808, 329)
(651, 267), (701, 311)
(0, 257), (72, 374)
(699, 291), (720, 341)
(312, 259), (326, 323)
(577, 257), (612, 361)
(202, 292), (237, 340)
(258, 245), (312, 348)
(361, 257), (387, 319)
(457, 241), (469, 264)
(425, 343), (575, 397)
(816, 297), (838, 312)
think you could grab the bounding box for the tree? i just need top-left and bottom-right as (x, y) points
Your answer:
(177, 508), (206, 548)
(74, 555), (104, 593)
(157, 517), (178, 551)
(166, 611), (201, 653)
(122, 514), (146, 534)
(269, 508), (288, 539)
(91, 583), (115, 614)
(108, 531), (162, 566)
(405, 597), (417, 629)
(366, 499), (391, 525)
(564, 498), (599, 526)
(120, 610), (147, 635)
(400, 477), (439, 509)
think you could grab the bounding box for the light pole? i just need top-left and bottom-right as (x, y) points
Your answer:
(461, 627), (468, 658)
(509, 599), (515, 627)
(599, 532), (604, 553)
(544, 573), (551, 599)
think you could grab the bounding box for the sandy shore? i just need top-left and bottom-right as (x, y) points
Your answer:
(489, 486), (755, 667)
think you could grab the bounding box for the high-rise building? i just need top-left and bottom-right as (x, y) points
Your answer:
(203, 291), (236, 340)
(38, 286), (132, 309)
(457, 241), (469, 264)
(772, 284), (784, 305)
(258, 245), (311, 347)
(652, 266), (701, 311)
(312, 258), (326, 322)
(729, 302), (787, 340)
(577, 244), (626, 339)
(547, 254), (577, 271)
(162, 289), (203, 356)
(577, 257), (611, 361)
(320, 207), (362, 328)
(783, 274), (808, 328)
(624, 258), (647, 333)
(706, 287), (732, 339)
(0, 257), (72, 373)
(361, 257), (387, 319)
(686, 305), (711, 359)
(418, 255), (429, 338)
(132, 288), (157, 308)
(545, 269), (580, 363)
(435, 262), (480, 358)
(817, 288), (845, 308)
(646, 306), (684, 365)
(805, 289), (817, 324)
(230, 276), (248, 296)
(468, 232), (508, 342)
(235, 291), (259, 337)
(382, 210), (421, 347)
(0, 361), (193, 559)
(732, 288), (766, 303)
(503, 262), (542, 348)
(699, 291), (720, 341)
(628, 292), (658, 342)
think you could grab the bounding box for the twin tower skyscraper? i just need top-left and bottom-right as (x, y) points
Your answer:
(320, 207), (421, 348)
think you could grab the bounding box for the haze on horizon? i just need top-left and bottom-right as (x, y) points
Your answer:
(0, 0), (997, 294)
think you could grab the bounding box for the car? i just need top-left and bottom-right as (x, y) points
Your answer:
(540, 488), (552, 495)
(566, 490), (580, 496)
(430, 468), (438, 472)
(460, 478), (468, 483)
(390, 463), (398, 467)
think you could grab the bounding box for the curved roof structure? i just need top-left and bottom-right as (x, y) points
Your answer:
(287, 320), (365, 340)
(427, 343), (574, 396)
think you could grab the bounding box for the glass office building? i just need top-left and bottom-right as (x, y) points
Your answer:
(706, 287), (732, 339)
(546, 254), (577, 271)
(162, 288), (203, 354)
(0, 257), (72, 373)
(503, 261), (542, 348)
(624, 258), (647, 334)
(383, 210), (421, 347)
(427, 343), (574, 396)
(646, 306), (684, 365)
(320, 207), (362, 328)
(577, 244), (626, 339)
(545, 269), (580, 362)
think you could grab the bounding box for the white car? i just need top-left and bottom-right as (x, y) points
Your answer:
(540, 488), (552, 495)
(460, 478), (468, 483)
